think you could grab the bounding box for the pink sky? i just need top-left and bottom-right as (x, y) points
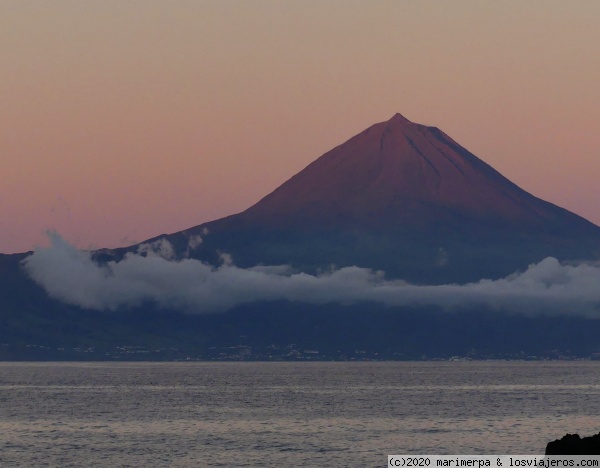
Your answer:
(2, 1), (599, 254)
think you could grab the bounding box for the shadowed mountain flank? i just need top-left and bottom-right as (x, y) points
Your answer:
(123, 114), (600, 283)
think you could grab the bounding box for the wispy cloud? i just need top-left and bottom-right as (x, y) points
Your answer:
(21, 232), (600, 316)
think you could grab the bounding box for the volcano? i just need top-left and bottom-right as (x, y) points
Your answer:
(132, 113), (600, 283)
(4, 112), (600, 360)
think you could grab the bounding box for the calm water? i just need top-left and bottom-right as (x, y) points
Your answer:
(0, 362), (599, 467)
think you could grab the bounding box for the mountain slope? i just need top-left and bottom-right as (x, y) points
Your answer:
(239, 113), (590, 231)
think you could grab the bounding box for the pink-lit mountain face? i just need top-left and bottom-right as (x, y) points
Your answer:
(239, 113), (590, 231)
(152, 114), (600, 283)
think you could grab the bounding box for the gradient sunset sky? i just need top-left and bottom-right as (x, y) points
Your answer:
(2, 1), (599, 254)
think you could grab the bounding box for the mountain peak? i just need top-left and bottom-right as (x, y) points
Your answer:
(387, 112), (412, 125)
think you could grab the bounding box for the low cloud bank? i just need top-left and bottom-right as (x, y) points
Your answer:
(21, 233), (600, 316)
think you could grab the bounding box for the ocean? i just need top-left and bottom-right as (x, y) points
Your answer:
(0, 362), (598, 467)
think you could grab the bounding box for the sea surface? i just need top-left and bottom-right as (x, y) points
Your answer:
(0, 362), (599, 467)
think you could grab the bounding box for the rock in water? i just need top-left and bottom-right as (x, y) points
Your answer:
(545, 433), (600, 455)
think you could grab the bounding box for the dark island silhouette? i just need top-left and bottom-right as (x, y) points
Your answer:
(546, 433), (600, 455)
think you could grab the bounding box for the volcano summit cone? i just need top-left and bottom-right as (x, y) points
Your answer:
(232, 113), (584, 232)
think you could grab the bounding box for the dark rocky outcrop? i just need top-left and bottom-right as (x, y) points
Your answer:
(546, 433), (600, 455)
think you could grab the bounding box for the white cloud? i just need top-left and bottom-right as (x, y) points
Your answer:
(21, 232), (600, 316)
